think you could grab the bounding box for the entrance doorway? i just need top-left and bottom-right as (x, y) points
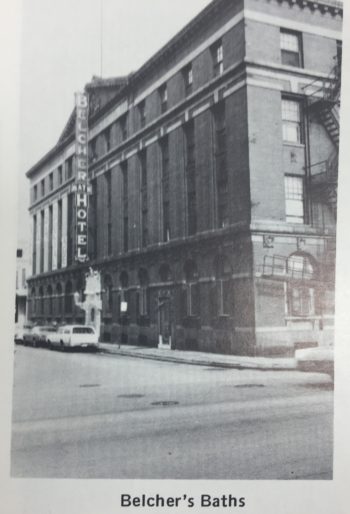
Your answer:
(158, 294), (172, 348)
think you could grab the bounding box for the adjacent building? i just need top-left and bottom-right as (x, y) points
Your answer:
(15, 243), (31, 327)
(26, 0), (342, 356)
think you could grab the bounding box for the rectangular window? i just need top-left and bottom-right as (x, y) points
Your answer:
(122, 161), (128, 252)
(217, 278), (232, 317)
(41, 179), (45, 197)
(183, 64), (193, 96)
(282, 99), (303, 144)
(120, 113), (128, 141)
(49, 172), (54, 191)
(337, 40), (342, 68)
(66, 156), (73, 179)
(40, 210), (45, 273)
(32, 215), (37, 274)
(214, 102), (229, 228)
(211, 40), (224, 77)
(48, 205), (53, 270)
(288, 285), (315, 316)
(140, 150), (148, 247)
(90, 139), (97, 163)
(138, 100), (146, 128)
(22, 268), (26, 289)
(159, 84), (168, 113)
(107, 222), (112, 256)
(285, 175), (304, 224)
(16, 249), (23, 258)
(138, 287), (149, 317)
(57, 200), (62, 268)
(90, 180), (98, 259)
(105, 171), (112, 256)
(280, 30), (302, 67)
(184, 121), (197, 235)
(33, 185), (37, 202)
(104, 126), (111, 152)
(58, 165), (63, 185)
(161, 137), (170, 242)
(186, 283), (200, 317)
(67, 193), (75, 265)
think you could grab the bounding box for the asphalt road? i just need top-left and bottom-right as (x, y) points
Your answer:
(11, 346), (333, 479)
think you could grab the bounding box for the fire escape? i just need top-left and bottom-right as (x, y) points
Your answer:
(255, 57), (341, 323)
(306, 59), (341, 221)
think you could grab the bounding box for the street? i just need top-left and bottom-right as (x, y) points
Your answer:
(11, 346), (333, 479)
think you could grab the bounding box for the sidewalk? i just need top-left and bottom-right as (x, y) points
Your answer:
(98, 342), (296, 371)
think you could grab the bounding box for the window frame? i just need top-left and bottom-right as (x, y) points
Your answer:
(138, 100), (146, 128)
(183, 64), (193, 96)
(284, 175), (305, 224)
(159, 84), (168, 113)
(280, 29), (303, 68)
(211, 40), (224, 77)
(281, 98), (304, 145)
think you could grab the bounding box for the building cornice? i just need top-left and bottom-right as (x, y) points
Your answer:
(25, 0), (342, 180)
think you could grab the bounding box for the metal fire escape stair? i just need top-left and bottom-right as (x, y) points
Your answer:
(304, 62), (341, 219)
(318, 105), (339, 147)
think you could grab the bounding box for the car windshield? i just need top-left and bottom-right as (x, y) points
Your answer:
(73, 327), (94, 334)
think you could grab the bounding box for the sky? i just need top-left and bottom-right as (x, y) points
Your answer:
(17, 0), (213, 241)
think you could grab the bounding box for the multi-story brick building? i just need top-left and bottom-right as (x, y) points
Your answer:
(26, 0), (342, 356)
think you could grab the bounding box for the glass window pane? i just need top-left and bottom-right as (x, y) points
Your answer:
(282, 50), (300, 67)
(282, 100), (300, 121)
(281, 32), (299, 52)
(282, 123), (300, 143)
(285, 176), (304, 223)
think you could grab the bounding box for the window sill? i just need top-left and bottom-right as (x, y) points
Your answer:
(283, 142), (305, 148)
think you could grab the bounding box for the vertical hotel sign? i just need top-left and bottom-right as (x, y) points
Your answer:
(74, 92), (90, 262)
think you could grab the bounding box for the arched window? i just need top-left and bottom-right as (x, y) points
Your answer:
(287, 253), (316, 317)
(47, 285), (53, 316)
(104, 274), (113, 312)
(183, 260), (200, 317)
(138, 268), (150, 317)
(214, 255), (232, 316)
(65, 281), (73, 314)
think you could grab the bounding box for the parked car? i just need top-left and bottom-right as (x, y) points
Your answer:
(34, 325), (58, 347)
(23, 325), (42, 347)
(295, 346), (334, 378)
(22, 324), (37, 346)
(14, 323), (33, 345)
(47, 325), (99, 351)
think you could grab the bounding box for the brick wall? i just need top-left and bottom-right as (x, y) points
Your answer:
(247, 85), (286, 222)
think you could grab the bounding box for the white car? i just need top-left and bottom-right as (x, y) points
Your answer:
(295, 346), (334, 378)
(14, 323), (33, 345)
(47, 325), (99, 351)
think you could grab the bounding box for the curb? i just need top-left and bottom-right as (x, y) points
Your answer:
(98, 345), (296, 371)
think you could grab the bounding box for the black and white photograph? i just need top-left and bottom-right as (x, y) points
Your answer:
(1, 0), (350, 511)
